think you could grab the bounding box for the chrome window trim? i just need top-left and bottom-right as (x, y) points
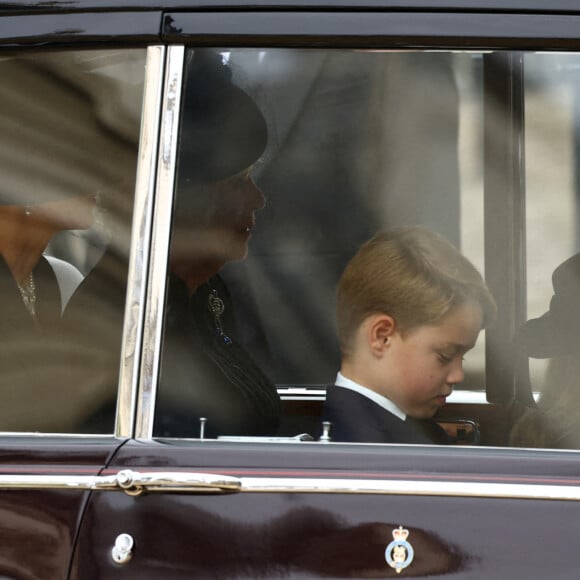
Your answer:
(135, 45), (185, 440)
(116, 45), (166, 439)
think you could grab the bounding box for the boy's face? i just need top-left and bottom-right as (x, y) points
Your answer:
(382, 303), (483, 419)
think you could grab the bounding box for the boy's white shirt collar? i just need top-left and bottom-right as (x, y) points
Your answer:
(334, 372), (407, 421)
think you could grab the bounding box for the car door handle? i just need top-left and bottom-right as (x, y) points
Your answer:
(0, 469), (241, 495)
(113, 469), (241, 495)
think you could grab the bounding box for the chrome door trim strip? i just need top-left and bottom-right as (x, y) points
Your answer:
(239, 477), (580, 501)
(3, 470), (580, 501)
(116, 45), (166, 439)
(135, 45), (185, 440)
(0, 470), (240, 494)
(0, 473), (120, 492)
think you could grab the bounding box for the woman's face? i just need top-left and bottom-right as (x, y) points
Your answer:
(170, 167), (266, 289)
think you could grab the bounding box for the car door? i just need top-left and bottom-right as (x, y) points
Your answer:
(73, 4), (580, 578)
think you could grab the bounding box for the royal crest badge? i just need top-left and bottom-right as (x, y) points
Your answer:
(385, 525), (415, 574)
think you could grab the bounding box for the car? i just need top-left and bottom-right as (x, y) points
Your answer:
(1, 1), (580, 578)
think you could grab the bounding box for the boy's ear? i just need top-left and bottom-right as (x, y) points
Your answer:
(368, 314), (397, 355)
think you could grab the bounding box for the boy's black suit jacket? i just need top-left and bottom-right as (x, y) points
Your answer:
(322, 385), (449, 444)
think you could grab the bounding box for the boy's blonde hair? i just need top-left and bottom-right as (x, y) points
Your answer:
(337, 226), (496, 356)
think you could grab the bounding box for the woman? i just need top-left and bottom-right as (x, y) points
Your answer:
(0, 191), (97, 430)
(154, 49), (280, 438)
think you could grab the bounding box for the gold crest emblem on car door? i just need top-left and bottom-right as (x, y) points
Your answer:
(385, 526), (415, 574)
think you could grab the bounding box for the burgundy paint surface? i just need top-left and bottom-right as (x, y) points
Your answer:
(69, 440), (580, 579)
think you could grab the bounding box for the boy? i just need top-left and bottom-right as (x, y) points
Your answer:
(323, 226), (496, 444)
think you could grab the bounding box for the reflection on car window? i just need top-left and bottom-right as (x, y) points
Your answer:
(156, 47), (580, 450)
(0, 49), (145, 433)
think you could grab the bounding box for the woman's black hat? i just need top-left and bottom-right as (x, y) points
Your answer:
(516, 253), (580, 358)
(177, 49), (268, 185)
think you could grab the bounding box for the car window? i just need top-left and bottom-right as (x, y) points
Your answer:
(154, 47), (580, 449)
(0, 48), (146, 433)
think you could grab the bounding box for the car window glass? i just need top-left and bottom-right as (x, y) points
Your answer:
(0, 48), (145, 433)
(156, 47), (580, 450)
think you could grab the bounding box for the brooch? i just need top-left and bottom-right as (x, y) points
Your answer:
(208, 289), (232, 345)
